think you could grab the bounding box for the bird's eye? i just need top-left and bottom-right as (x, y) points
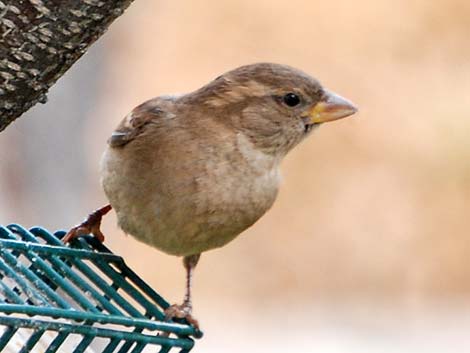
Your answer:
(283, 93), (301, 107)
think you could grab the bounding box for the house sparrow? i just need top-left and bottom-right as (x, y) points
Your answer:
(63, 63), (357, 329)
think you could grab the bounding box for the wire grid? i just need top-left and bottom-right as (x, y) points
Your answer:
(0, 224), (202, 353)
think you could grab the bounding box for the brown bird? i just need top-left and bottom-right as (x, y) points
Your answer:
(63, 63), (357, 329)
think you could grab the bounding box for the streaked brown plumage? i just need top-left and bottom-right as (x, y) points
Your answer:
(65, 63), (357, 329)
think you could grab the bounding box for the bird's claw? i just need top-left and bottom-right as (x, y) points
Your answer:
(62, 223), (104, 244)
(164, 303), (200, 330)
(62, 204), (111, 244)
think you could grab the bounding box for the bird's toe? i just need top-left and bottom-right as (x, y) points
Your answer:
(164, 303), (200, 330)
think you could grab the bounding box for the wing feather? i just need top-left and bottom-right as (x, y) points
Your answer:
(108, 99), (164, 147)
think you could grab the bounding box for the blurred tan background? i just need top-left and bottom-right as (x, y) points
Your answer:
(1, 0), (470, 351)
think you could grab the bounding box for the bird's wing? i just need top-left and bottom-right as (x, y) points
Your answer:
(108, 99), (164, 147)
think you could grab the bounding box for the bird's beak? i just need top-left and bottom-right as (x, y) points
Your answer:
(308, 90), (358, 123)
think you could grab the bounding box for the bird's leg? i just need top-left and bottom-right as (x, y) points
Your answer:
(62, 204), (112, 243)
(164, 253), (201, 329)
(182, 254), (200, 313)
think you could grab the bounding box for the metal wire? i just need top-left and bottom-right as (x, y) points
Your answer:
(0, 224), (202, 353)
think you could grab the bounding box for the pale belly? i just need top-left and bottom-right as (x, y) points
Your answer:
(101, 147), (280, 256)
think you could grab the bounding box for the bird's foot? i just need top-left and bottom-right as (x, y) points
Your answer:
(164, 303), (199, 330)
(62, 204), (112, 244)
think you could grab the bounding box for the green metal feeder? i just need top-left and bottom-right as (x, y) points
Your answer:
(0, 224), (202, 352)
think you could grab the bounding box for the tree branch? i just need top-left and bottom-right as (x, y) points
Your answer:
(0, 0), (135, 132)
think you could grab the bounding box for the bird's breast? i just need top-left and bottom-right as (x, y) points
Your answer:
(196, 133), (281, 232)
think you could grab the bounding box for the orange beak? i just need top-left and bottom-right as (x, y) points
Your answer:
(309, 90), (358, 123)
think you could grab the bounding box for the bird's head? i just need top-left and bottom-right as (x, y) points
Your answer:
(186, 63), (357, 157)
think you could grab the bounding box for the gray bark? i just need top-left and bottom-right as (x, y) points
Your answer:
(0, 0), (135, 132)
